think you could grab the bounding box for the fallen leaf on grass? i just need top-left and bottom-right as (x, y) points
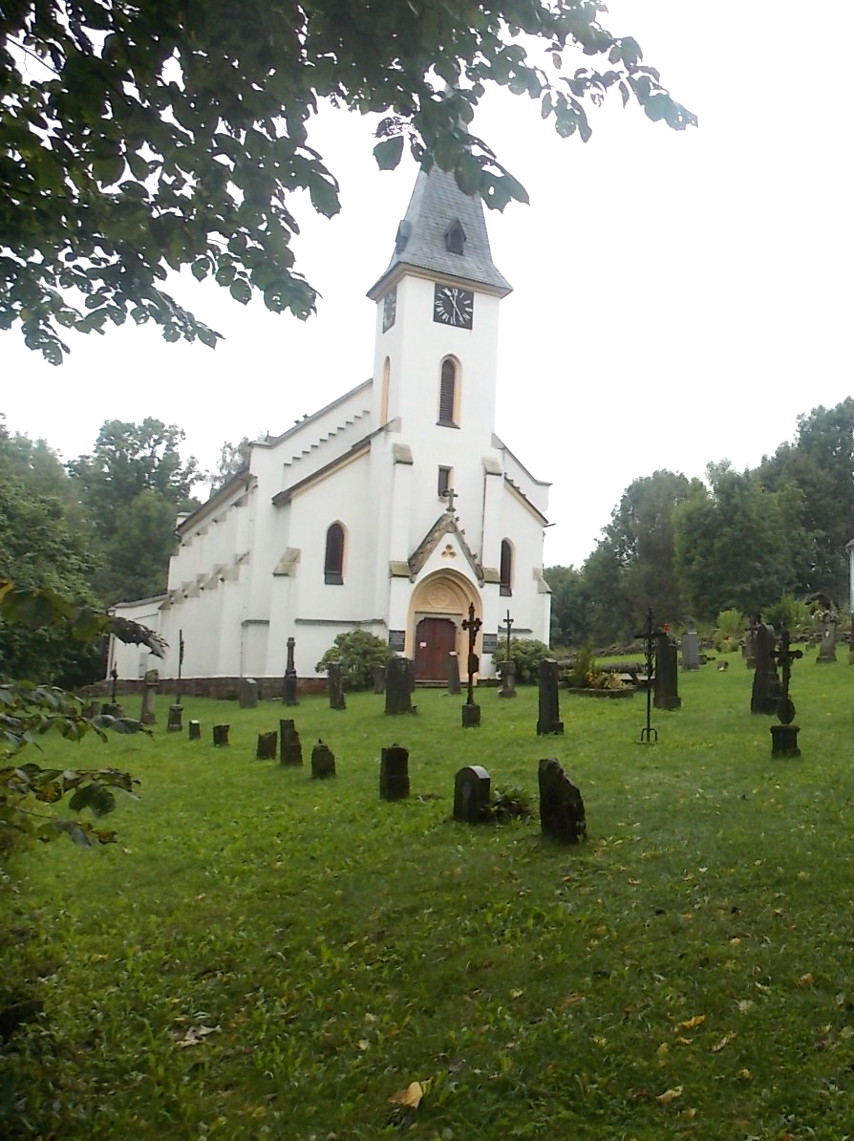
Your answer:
(711, 1030), (737, 1053)
(389, 1082), (424, 1110)
(798, 973), (814, 988)
(560, 993), (584, 1008)
(176, 1024), (220, 1048)
(679, 1015), (706, 1030)
(656, 1086), (683, 1104)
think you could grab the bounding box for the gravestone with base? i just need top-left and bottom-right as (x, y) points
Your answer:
(373, 665), (386, 695)
(238, 677), (258, 709)
(328, 663), (346, 710)
(751, 621), (783, 714)
(311, 739), (336, 779)
(447, 652), (461, 695)
(279, 719), (303, 766)
(256, 731), (277, 759)
(536, 658), (564, 735)
(385, 656), (415, 714)
(167, 704), (183, 732)
(140, 669), (159, 725)
(654, 632), (681, 710)
(498, 660), (517, 698)
(453, 765), (491, 823)
(102, 665), (123, 717)
(379, 745), (410, 801)
(538, 758), (586, 844)
(817, 613), (838, 663)
(283, 636), (299, 706)
(681, 621), (700, 671)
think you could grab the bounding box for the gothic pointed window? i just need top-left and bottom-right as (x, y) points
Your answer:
(324, 522), (345, 584)
(500, 539), (513, 597)
(438, 357), (459, 427)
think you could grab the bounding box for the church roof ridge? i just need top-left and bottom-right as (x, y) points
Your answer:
(367, 166), (512, 299)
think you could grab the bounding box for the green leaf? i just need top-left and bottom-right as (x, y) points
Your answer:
(229, 278), (252, 304)
(373, 136), (405, 171)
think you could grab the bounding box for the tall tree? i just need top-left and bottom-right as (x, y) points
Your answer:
(0, 428), (103, 683)
(544, 564), (591, 647)
(1, 0), (694, 362)
(757, 399), (854, 605)
(674, 462), (809, 622)
(69, 419), (203, 602)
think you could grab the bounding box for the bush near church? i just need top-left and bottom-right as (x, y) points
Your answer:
(507, 637), (551, 685)
(316, 631), (393, 691)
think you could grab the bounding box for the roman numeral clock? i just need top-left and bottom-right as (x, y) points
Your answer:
(433, 283), (474, 329)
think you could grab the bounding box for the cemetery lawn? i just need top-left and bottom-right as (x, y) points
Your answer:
(4, 659), (854, 1139)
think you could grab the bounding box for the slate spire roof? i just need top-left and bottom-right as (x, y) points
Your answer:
(367, 166), (512, 299)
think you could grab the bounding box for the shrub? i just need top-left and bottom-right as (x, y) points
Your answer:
(508, 637), (550, 685)
(315, 630), (391, 690)
(566, 641), (598, 688)
(764, 594), (813, 637)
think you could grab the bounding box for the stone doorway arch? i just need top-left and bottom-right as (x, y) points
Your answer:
(409, 571), (480, 682)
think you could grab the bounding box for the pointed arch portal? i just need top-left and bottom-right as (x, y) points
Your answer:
(409, 570), (480, 682)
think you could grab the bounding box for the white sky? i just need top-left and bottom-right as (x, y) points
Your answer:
(2, 0), (852, 568)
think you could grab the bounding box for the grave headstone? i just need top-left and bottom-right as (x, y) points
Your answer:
(373, 664), (386, 695)
(238, 677), (258, 709)
(538, 758), (586, 844)
(744, 626), (758, 669)
(256, 731), (277, 760)
(167, 704), (183, 732)
(680, 621), (700, 671)
(498, 660), (517, 698)
(771, 626), (803, 757)
(536, 658), (564, 735)
(140, 669), (159, 725)
(750, 622), (783, 714)
(311, 739), (336, 779)
(279, 719), (303, 766)
(328, 663), (347, 710)
(447, 652), (461, 695)
(213, 724), (230, 746)
(453, 765), (491, 823)
(283, 636), (299, 706)
(188, 719), (201, 740)
(379, 744), (410, 801)
(654, 632), (681, 710)
(385, 656), (415, 714)
(817, 615), (838, 663)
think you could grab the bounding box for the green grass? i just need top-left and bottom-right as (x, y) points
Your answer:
(4, 656), (854, 1139)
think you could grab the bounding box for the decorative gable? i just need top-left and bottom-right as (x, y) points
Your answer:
(409, 511), (483, 584)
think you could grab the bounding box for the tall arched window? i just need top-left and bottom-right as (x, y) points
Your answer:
(500, 539), (513, 596)
(324, 523), (345, 584)
(438, 358), (458, 426)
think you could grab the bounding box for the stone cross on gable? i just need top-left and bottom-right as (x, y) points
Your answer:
(442, 487), (458, 514)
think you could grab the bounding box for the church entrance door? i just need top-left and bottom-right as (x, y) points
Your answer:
(414, 618), (457, 682)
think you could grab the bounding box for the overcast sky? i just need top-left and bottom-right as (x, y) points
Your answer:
(2, 0), (852, 568)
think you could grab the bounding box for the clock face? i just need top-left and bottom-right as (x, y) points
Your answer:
(382, 286), (397, 332)
(433, 284), (474, 329)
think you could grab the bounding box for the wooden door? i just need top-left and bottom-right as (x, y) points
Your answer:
(414, 618), (457, 682)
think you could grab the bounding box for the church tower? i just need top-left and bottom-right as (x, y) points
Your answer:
(366, 166), (549, 680)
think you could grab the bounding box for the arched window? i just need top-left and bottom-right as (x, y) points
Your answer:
(438, 358), (458, 426)
(500, 539), (513, 596)
(324, 523), (345, 584)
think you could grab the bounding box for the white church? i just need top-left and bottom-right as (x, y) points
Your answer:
(109, 165), (552, 691)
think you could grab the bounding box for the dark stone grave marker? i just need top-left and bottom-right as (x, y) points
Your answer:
(373, 665), (386, 695)
(279, 719), (303, 766)
(167, 704), (183, 732)
(538, 758), (586, 844)
(751, 621), (783, 714)
(283, 636), (299, 706)
(328, 663), (347, 710)
(140, 669), (159, 725)
(213, 724), (230, 746)
(238, 677), (258, 709)
(379, 744), (410, 800)
(386, 657), (415, 714)
(681, 620), (700, 671)
(188, 719), (201, 740)
(536, 658), (564, 735)
(453, 765), (491, 823)
(461, 603), (482, 728)
(654, 632), (681, 710)
(311, 739), (336, 779)
(256, 731), (277, 759)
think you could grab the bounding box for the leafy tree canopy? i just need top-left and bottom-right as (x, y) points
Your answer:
(1, 0), (694, 363)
